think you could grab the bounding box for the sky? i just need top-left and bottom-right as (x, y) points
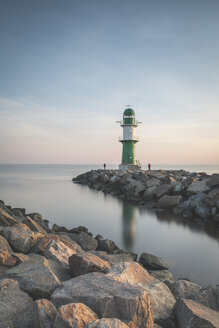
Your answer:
(0, 0), (219, 165)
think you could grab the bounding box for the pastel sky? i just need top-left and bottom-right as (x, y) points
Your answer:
(0, 0), (219, 164)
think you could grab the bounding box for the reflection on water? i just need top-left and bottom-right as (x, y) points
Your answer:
(122, 202), (136, 249)
(0, 164), (219, 286)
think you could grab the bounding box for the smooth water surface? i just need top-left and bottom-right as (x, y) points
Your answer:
(0, 164), (219, 286)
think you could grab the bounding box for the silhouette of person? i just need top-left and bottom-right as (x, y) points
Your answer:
(103, 163), (106, 170)
(148, 163), (151, 170)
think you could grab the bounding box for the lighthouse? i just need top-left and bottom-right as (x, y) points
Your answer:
(117, 106), (141, 170)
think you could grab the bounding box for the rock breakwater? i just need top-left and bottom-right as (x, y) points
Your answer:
(0, 200), (219, 327)
(73, 169), (219, 222)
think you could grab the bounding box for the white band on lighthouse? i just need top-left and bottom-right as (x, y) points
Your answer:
(123, 126), (135, 140)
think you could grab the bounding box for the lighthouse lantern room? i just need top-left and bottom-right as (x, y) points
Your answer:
(117, 106), (141, 171)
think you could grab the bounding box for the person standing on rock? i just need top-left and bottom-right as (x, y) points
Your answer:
(148, 163), (151, 170)
(103, 163), (106, 170)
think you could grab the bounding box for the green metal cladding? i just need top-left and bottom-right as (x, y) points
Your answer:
(121, 140), (136, 164)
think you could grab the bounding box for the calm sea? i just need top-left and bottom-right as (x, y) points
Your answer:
(0, 164), (219, 286)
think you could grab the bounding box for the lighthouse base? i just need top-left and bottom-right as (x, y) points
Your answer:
(119, 164), (141, 171)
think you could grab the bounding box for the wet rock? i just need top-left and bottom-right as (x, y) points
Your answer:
(0, 223), (44, 253)
(188, 192), (206, 207)
(194, 203), (211, 219)
(0, 278), (35, 328)
(53, 303), (97, 328)
(107, 261), (175, 321)
(157, 195), (183, 209)
(172, 200), (190, 215)
(139, 252), (169, 270)
(154, 184), (173, 199)
(51, 272), (153, 327)
(58, 232), (98, 251)
(174, 298), (219, 328)
(212, 213), (219, 222)
(206, 188), (219, 206)
(97, 238), (119, 254)
(187, 180), (210, 195)
(6, 254), (61, 299)
(143, 186), (157, 200)
(86, 318), (129, 328)
(33, 299), (57, 328)
(69, 252), (111, 277)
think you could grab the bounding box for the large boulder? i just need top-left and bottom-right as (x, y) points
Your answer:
(26, 212), (51, 232)
(157, 195), (183, 209)
(194, 203), (211, 219)
(187, 180), (210, 195)
(149, 270), (174, 283)
(12, 207), (26, 216)
(143, 186), (157, 200)
(52, 223), (69, 233)
(51, 272), (153, 328)
(31, 234), (83, 255)
(207, 174), (219, 188)
(188, 192), (206, 207)
(69, 252), (111, 277)
(97, 238), (119, 254)
(0, 209), (18, 226)
(33, 299), (57, 328)
(22, 216), (48, 234)
(173, 200), (190, 215)
(6, 254), (61, 299)
(174, 298), (219, 328)
(90, 251), (136, 265)
(154, 184), (173, 199)
(0, 279), (35, 328)
(167, 279), (202, 300)
(44, 239), (78, 268)
(58, 232), (98, 251)
(191, 284), (219, 311)
(0, 234), (12, 264)
(0, 223), (44, 253)
(53, 303), (97, 328)
(107, 261), (175, 322)
(205, 188), (219, 206)
(139, 252), (169, 270)
(86, 318), (129, 328)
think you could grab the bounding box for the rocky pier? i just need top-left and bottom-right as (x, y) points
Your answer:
(73, 169), (219, 223)
(0, 200), (219, 327)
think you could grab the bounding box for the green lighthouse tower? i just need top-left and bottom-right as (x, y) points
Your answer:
(117, 106), (141, 170)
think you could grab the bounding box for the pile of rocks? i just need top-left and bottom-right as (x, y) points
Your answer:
(0, 200), (219, 327)
(73, 169), (219, 222)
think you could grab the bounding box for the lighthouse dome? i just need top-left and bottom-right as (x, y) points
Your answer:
(123, 107), (135, 125)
